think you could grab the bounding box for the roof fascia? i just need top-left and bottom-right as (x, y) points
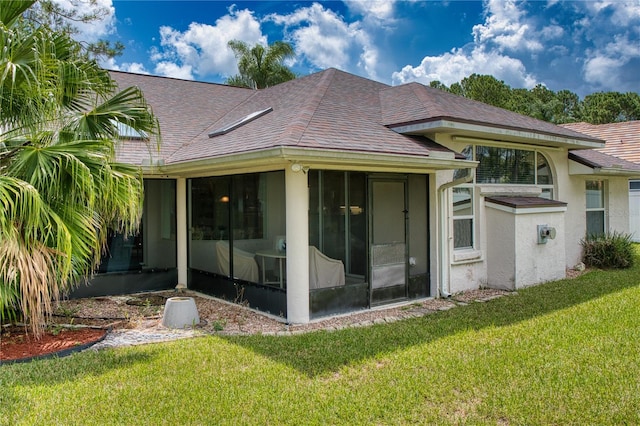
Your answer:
(142, 146), (477, 178)
(389, 119), (605, 149)
(568, 158), (640, 177)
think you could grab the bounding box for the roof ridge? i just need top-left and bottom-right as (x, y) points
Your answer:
(277, 68), (337, 146)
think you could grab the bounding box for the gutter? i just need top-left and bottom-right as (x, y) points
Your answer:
(437, 168), (474, 298)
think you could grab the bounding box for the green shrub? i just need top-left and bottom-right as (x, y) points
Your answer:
(581, 231), (635, 269)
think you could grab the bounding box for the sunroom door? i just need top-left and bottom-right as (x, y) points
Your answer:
(369, 178), (408, 305)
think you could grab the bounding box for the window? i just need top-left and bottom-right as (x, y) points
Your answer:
(586, 180), (606, 236)
(208, 108), (273, 137)
(97, 179), (176, 273)
(476, 146), (535, 184)
(190, 174), (269, 241)
(457, 145), (554, 195)
(451, 145), (555, 252)
(309, 170), (366, 278)
(453, 187), (474, 249)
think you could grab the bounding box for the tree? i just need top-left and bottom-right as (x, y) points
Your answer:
(226, 40), (296, 89)
(23, 0), (124, 60)
(457, 74), (511, 109)
(430, 74), (639, 125)
(579, 92), (640, 124)
(0, 0), (159, 336)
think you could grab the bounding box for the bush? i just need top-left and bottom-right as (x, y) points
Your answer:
(581, 231), (635, 269)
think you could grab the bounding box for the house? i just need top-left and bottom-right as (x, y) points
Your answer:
(561, 121), (640, 241)
(74, 68), (640, 324)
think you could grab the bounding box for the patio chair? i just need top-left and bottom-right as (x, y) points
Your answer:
(309, 246), (346, 289)
(215, 241), (259, 282)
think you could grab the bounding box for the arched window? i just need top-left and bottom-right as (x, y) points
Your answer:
(453, 145), (555, 250)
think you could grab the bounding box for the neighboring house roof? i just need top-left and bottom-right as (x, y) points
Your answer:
(109, 68), (607, 174)
(561, 121), (640, 176)
(562, 121), (640, 164)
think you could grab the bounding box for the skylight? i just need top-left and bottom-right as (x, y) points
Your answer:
(208, 107), (273, 138)
(113, 120), (148, 140)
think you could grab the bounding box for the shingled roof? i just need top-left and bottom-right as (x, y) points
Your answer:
(109, 68), (608, 171)
(380, 82), (602, 144)
(110, 71), (253, 165)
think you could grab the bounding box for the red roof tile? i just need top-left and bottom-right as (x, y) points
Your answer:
(562, 121), (640, 164)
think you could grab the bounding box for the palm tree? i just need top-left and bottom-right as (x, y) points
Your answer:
(226, 40), (296, 89)
(0, 0), (160, 336)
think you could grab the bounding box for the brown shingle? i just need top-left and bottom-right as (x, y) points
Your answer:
(110, 68), (608, 167)
(109, 71), (253, 164)
(380, 83), (602, 143)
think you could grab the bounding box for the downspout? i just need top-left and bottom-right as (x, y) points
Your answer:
(437, 169), (473, 298)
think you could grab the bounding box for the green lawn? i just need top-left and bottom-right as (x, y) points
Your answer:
(1, 258), (639, 425)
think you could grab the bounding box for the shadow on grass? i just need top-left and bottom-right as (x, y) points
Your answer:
(223, 263), (640, 377)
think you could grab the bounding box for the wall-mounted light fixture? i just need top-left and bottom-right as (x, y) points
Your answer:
(290, 163), (309, 174)
(219, 195), (230, 203)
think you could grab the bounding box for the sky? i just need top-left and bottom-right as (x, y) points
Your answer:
(66, 0), (639, 97)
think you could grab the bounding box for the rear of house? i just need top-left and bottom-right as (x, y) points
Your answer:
(72, 69), (640, 324)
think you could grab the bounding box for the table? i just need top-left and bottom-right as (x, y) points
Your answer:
(256, 249), (287, 288)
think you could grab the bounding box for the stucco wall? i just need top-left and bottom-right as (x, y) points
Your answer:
(432, 134), (636, 295)
(485, 208), (516, 289)
(561, 169), (631, 267)
(513, 210), (566, 288)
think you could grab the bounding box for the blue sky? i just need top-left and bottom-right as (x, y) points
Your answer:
(71, 0), (639, 97)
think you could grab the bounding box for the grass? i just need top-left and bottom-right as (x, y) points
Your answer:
(1, 254), (640, 425)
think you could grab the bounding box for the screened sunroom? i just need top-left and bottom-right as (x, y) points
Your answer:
(187, 168), (431, 319)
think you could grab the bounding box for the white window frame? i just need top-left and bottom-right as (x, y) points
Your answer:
(586, 179), (607, 236)
(451, 146), (555, 254)
(452, 185), (474, 250)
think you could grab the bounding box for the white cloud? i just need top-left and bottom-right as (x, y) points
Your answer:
(539, 24), (564, 41)
(122, 62), (149, 75)
(154, 62), (194, 80)
(587, 1), (640, 25)
(472, 0), (542, 52)
(584, 34), (640, 91)
(391, 46), (537, 89)
(392, 0), (539, 89)
(267, 3), (381, 79)
(150, 7), (266, 79)
(344, 0), (396, 21)
(52, 0), (117, 41)
(100, 57), (150, 75)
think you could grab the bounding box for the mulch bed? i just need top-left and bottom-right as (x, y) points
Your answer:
(0, 326), (107, 364)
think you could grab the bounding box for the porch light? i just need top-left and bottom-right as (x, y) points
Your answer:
(290, 163), (309, 173)
(220, 195), (230, 203)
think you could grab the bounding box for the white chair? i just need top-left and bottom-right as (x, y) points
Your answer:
(215, 241), (259, 282)
(309, 246), (346, 289)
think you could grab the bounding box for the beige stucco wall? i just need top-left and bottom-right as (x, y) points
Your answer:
(431, 134), (634, 295)
(559, 161), (631, 267)
(485, 206), (566, 290)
